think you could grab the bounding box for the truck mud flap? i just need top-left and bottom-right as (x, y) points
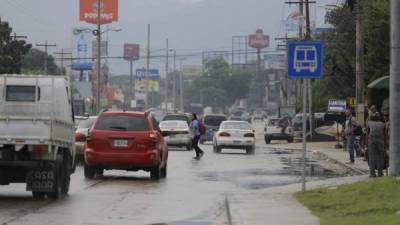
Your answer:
(26, 162), (56, 192)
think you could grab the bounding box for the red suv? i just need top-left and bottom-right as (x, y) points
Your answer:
(84, 111), (168, 180)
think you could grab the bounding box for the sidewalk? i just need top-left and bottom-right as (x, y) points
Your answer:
(227, 175), (368, 225)
(225, 142), (369, 225)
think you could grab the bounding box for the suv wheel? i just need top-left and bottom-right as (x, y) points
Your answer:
(265, 137), (271, 144)
(161, 164), (167, 178)
(84, 164), (96, 179)
(150, 164), (161, 180)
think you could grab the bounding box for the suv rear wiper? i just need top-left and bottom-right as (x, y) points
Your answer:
(110, 126), (127, 131)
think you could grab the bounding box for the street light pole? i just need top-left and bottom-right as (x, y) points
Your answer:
(96, 0), (102, 113)
(145, 24), (151, 110)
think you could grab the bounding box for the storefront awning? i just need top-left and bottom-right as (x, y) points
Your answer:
(367, 76), (389, 89)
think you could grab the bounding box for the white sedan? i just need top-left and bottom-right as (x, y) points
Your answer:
(159, 120), (192, 150)
(213, 121), (255, 154)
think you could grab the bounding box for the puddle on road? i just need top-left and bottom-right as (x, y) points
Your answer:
(281, 157), (339, 178)
(198, 154), (344, 191)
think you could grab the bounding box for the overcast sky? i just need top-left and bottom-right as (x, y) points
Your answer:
(0, 0), (339, 75)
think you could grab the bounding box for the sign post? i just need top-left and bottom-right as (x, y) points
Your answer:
(123, 44), (140, 109)
(287, 41), (323, 192)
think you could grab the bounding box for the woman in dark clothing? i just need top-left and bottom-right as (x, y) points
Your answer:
(366, 113), (386, 177)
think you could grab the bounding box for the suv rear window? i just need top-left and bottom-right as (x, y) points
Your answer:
(6, 85), (40, 102)
(204, 116), (226, 126)
(95, 115), (149, 131)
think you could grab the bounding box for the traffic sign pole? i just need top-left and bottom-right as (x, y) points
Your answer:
(302, 79), (307, 193)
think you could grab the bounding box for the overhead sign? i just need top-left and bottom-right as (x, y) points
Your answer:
(123, 44), (140, 61)
(71, 28), (92, 71)
(80, 0), (118, 25)
(249, 29), (269, 49)
(328, 99), (347, 112)
(287, 41), (323, 78)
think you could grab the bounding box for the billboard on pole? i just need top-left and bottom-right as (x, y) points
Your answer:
(135, 69), (160, 93)
(249, 29), (269, 49)
(80, 0), (118, 24)
(123, 44), (140, 61)
(71, 28), (93, 71)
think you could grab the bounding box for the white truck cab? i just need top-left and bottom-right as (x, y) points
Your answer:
(0, 75), (75, 199)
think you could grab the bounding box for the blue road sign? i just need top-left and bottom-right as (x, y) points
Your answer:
(136, 69), (160, 80)
(287, 41), (323, 78)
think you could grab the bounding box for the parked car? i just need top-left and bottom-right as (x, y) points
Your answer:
(84, 111), (168, 180)
(75, 116), (97, 162)
(200, 114), (227, 144)
(0, 75), (75, 199)
(162, 113), (191, 125)
(159, 120), (192, 150)
(213, 121), (255, 154)
(264, 117), (293, 144)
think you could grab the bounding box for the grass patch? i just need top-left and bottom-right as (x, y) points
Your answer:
(294, 177), (400, 225)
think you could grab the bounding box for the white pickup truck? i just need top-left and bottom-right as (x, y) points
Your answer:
(0, 75), (75, 199)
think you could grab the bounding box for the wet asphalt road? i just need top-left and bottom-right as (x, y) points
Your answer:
(0, 122), (337, 225)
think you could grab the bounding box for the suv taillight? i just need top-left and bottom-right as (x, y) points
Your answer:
(148, 133), (158, 148)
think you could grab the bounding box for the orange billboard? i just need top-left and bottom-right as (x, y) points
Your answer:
(80, 0), (118, 24)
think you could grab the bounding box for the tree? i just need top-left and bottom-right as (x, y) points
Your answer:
(313, 0), (390, 111)
(0, 19), (31, 74)
(184, 57), (255, 109)
(21, 48), (60, 75)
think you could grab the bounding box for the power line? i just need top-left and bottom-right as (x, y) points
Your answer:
(36, 41), (57, 75)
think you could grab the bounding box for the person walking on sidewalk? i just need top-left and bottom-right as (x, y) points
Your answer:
(366, 113), (386, 177)
(344, 109), (358, 164)
(189, 113), (204, 160)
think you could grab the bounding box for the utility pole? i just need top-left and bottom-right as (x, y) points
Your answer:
(36, 41), (56, 75)
(356, 0), (365, 126)
(179, 60), (184, 112)
(390, 0), (400, 176)
(165, 39), (169, 112)
(145, 24), (151, 110)
(54, 49), (72, 76)
(172, 50), (177, 110)
(96, 0), (102, 113)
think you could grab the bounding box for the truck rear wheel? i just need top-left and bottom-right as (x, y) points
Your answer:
(47, 152), (70, 199)
(32, 192), (45, 200)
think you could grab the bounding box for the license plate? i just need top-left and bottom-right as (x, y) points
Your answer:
(233, 140), (241, 144)
(113, 139), (128, 147)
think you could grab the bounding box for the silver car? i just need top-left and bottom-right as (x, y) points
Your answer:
(159, 120), (192, 150)
(75, 116), (97, 161)
(213, 121), (255, 154)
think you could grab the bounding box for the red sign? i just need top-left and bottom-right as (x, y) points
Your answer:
(249, 29), (269, 49)
(80, 0), (118, 24)
(124, 44), (140, 60)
